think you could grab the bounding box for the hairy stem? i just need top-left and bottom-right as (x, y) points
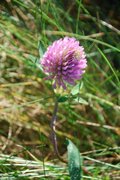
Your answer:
(50, 98), (67, 163)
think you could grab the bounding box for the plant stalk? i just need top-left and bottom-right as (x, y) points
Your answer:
(50, 98), (67, 163)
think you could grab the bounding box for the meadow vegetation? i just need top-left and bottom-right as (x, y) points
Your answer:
(0, 0), (120, 179)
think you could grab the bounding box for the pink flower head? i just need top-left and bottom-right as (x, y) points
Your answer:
(41, 37), (87, 89)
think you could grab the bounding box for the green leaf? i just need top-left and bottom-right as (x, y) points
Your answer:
(58, 95), (68, 103)
(38, 41), (45, 59)
(71, 82), (83, 95)
(67, 139), (82, 180)
(28, 55), (43, 71)
(73, 97), (88, 105)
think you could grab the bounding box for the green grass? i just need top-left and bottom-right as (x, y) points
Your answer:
(0, 0), (120, 179)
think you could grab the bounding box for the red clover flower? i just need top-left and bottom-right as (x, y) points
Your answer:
(41, 37), (87, 89)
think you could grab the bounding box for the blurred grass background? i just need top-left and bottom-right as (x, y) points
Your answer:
(0, 0), (120, 179)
